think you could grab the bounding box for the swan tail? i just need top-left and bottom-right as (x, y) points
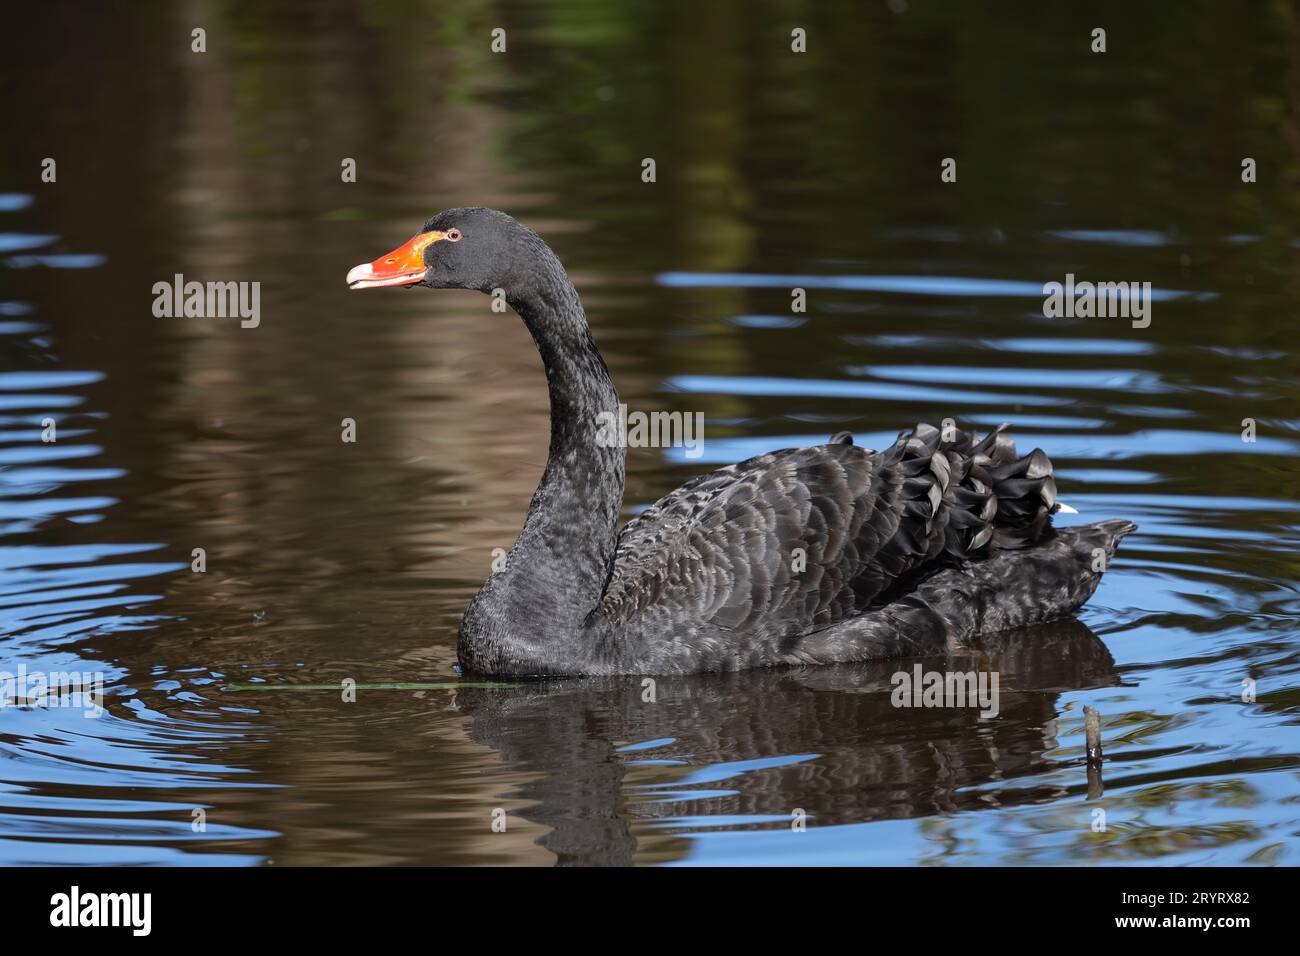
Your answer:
(798, 518), (1139, 663)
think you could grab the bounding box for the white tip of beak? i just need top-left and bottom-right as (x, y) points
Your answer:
(346, 262), (374, 287)
(1056, 501), (1079, 515)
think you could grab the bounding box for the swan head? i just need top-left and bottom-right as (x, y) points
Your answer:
(346, 207), (542, 295)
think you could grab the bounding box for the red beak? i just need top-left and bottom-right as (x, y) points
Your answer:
(347, 231), (446, 289)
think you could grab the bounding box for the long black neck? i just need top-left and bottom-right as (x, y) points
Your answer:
(466, 250), (624, 659)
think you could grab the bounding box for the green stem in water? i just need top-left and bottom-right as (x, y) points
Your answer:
(223, 682), (519, 692)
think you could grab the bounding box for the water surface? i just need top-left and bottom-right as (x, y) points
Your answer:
(1, 1), (1298, 865)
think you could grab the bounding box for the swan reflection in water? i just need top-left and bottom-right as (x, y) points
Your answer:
(454, 617), (1117, 865)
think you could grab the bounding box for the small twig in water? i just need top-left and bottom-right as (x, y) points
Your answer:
(1084, 705), (1103, 766)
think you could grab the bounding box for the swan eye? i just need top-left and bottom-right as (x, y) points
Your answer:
(445, 229), (462, 242)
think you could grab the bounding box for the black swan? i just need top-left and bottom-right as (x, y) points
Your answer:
(347, 208), (1136, 677)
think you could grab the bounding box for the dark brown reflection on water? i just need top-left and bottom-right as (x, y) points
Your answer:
(458, 619), (1118, 866)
